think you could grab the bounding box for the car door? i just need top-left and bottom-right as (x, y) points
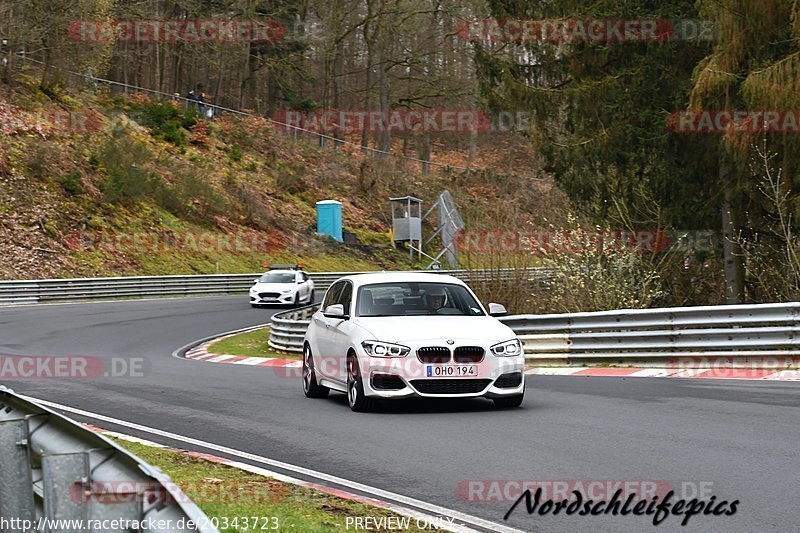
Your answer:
(313, 281), (344, 380)
(328, 281), (354, 382)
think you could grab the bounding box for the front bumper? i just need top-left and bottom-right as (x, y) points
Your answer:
(250, 292), (295, 305)
(358, 347), (525, 399)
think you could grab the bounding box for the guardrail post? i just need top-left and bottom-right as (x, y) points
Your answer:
(0, 419), (37, 532)
(42, 452), (91, 530)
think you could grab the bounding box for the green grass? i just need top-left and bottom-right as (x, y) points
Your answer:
(117, 440), (436, 532)
(208, 327), (301, 360)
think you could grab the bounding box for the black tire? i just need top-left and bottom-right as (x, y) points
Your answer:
(493, 394), (524, 409)
(347, 354), (374, 412)
(302, 345), (329, 398)
(293, 293), (300, 308)
(308, 290), (315, 304)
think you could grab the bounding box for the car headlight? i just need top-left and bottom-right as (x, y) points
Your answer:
(361, 340), (410, 357)
(491, 339), (522, 357)
(280, 289), (294, 294)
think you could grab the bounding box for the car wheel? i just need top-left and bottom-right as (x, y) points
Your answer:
(347, 354), (373, 412)
(293, 293), (300, 308)
(302, 345), (329, 398)
(493, 393), (524, 409)
(308, 290), (315, 304)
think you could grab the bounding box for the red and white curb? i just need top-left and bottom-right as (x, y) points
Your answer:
(184, 329), (800, 382)
(183, 326), (301, 370)
(525, 366), (800, 381)
(82, 424), (488, 533)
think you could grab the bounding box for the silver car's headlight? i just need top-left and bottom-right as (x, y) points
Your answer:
(361, 340), (410, 357)
(280, 289), (294, 294)
(491, 339), (522, 357)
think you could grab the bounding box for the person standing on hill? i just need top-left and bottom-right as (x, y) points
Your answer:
(185, 90), (196, 113)
(197, 92), (206, 117)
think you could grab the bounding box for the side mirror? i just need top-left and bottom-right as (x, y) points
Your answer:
(488, 303), (507, 317)
(323, 304), (347, 319)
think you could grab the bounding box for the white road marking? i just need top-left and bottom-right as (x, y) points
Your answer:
(230, 357), (271, 365)
(21, 395), (523, 533)
(205, 354), (237, 363)
(103, 430), (480, 533)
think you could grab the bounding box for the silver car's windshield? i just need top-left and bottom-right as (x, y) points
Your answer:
(356, 282), (485, 317)
(258, 272), (295, 283)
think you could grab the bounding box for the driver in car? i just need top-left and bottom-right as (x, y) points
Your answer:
(425, 289), (447, 313)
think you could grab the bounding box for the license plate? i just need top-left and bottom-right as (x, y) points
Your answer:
(426, 365), (478, 377)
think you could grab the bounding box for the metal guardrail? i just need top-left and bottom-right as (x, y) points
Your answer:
(0, 268), (553, 306)
(0, 387), (216, 532)
(269, 300), (800, 366)
(266, 268), (554, 353)
(502, 302), (800, 366)
(268, 305), (316, 353)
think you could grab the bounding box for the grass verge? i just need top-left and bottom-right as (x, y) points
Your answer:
(116, 439), (437, 532)
(207, 327), (301, 360)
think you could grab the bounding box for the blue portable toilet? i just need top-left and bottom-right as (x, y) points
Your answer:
(316, 200), (343, 242)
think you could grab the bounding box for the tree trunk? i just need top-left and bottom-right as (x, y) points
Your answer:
(721, 161), (745, 303)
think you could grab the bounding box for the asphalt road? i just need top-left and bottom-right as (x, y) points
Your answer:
(1, 296), (799, 532)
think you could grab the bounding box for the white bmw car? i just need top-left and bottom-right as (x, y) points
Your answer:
(302, 272), (525, 412)
(250, 267), (314, 307)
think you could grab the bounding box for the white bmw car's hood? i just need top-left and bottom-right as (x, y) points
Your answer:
(353, 315), (515, 344)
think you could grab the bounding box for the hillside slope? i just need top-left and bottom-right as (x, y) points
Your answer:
(0, 81), (564, 280)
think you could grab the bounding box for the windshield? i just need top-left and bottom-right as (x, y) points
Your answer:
(258, 272), (295, 284)
(356, 282), (485, 317)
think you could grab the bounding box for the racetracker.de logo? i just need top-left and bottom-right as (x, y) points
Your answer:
(0, 356), (148, 379)
(272, 109), (492, 135)
(0, 107), (104, 136)
(69, 480), (284, 505)
(69, 19), (286, 44)
(63, 230), (285, 255)
(668, 110), (800, 133)
(456, 229), (672, 255)
(456, 18), (714, 43)
(667, 357), (800, 378)
(458, 480), (675, 502)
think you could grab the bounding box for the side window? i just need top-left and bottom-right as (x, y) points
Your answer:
(337, 282), (353, 315)
(302, 272), (309, 282)
(322, 282), (343, 310)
